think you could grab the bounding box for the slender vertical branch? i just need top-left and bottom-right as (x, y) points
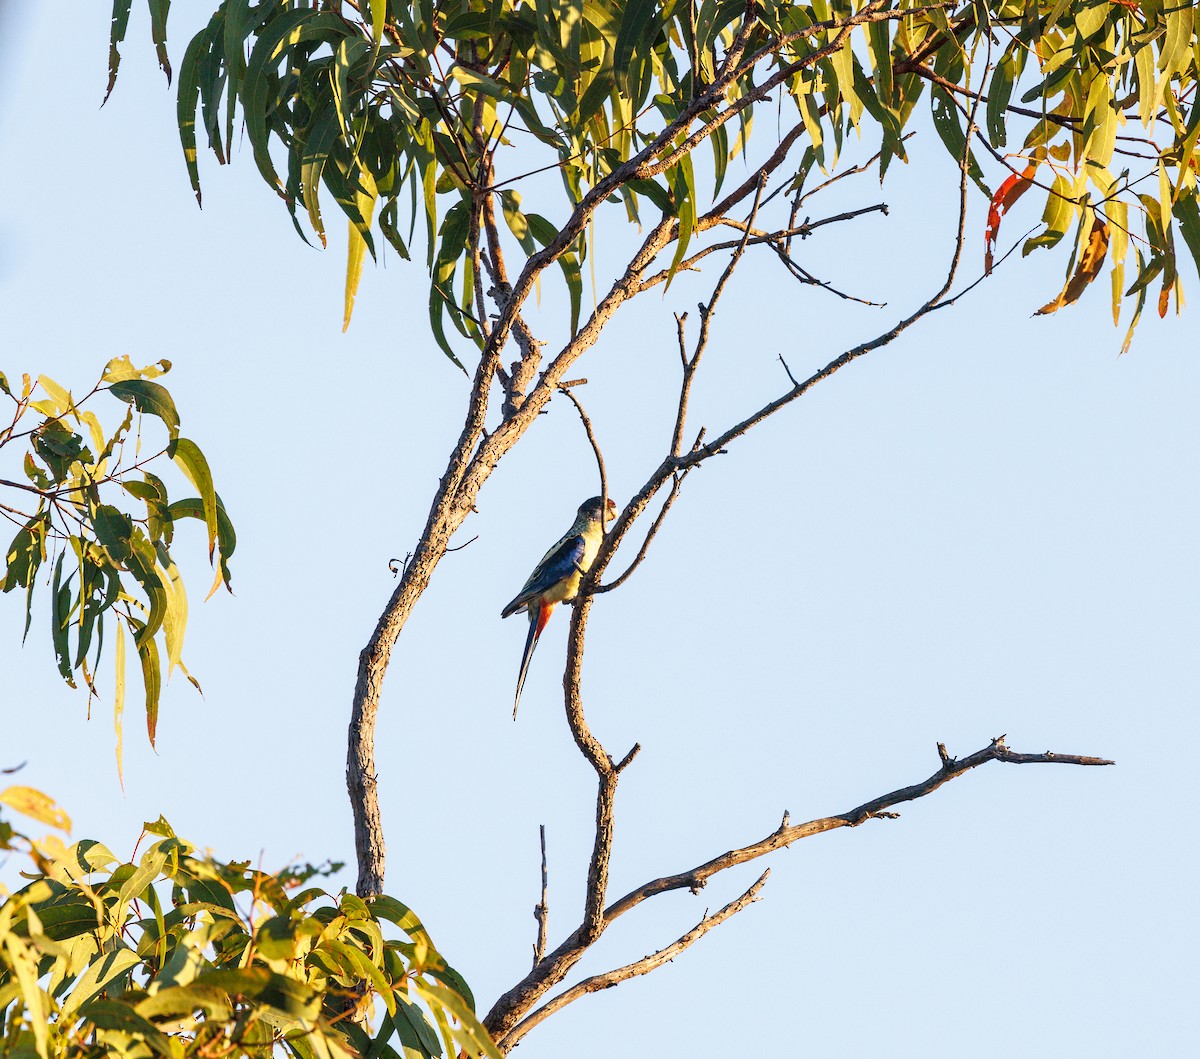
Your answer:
(557, 385), (608, 512)
(532, 824), (549, 968)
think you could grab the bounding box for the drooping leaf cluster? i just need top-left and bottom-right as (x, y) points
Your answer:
(109, 0), (1200, 352)
(0, 361), (234, 762)
(0, 799), (499, 1059)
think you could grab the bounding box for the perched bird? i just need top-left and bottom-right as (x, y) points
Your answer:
(501, 495), (617, 717)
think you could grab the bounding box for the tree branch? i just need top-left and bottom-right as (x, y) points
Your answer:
(602, 737), (1112, 921)
(556, 386), (608, 515)
(484, 735), (1110, 1047)
(500, 871), (769, 1050)
(532, 824), (549, 969)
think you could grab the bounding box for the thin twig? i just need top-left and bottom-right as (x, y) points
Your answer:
(671, 174), (767, 457)
(557, 386), (608, 514)
(532, 825), (549, 968)
(596, 473), (687, 594)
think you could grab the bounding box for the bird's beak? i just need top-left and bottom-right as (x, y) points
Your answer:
(605, 498), (617, 521)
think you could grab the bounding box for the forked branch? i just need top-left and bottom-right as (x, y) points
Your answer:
(483, 735), (1110, 1047)
(500, 870), (770, 1049)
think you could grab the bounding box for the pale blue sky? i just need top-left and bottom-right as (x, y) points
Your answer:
(1, 6), (1198, 1057)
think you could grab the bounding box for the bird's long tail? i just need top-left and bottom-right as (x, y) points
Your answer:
(514, 602), (553, 718)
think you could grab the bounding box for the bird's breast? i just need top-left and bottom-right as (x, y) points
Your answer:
(540, 569), (582, 605)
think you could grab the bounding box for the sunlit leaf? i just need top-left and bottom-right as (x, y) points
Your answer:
(1036, 216), (1111, 315)
(0, 786), (71, 831)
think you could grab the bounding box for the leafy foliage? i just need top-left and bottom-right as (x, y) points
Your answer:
(109, 0), (1200, 351)
(0, 361), (234, 760)
(0, 800), (499, 1059)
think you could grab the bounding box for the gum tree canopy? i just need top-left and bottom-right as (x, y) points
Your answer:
(1, 0), (1196, 1056)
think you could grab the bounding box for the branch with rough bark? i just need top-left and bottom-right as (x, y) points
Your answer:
(500, 871), (770, 1049)
(477, 98), (1066, 1046)
(481, 736), (1111, 1046)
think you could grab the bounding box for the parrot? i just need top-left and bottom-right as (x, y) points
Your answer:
(501, 495), (617, 717)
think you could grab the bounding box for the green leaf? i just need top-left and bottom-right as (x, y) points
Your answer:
(171, 438), (218, 561)
(301, 107), (341, 246)
(148, 0), (172, 84)
(31, 898), (103, 941)
(93, 504), (135, 564)
(137, 983), (233, 1021)
(177, 21), (215, 206)
(3, 512), (48, 597)
(394, 993), (443, 1058)
(243, 10), (349, 190)
(108, 380), (180, 443)
(51, 552), (77, 687)
(1024, 175), (1077, 255)
(1172, 189), (1200, 279)
(664, 153), (696, 291)
(197, 968), (321, 1021)
(167, 495), (236, 593)
(104, 0), (134, 104)
(60, 946), (141, 1017)
(415, 980), (502, 1059)
(613, 0), (660, 99)
(987, 49), (1017, 147)
(366, 0), (387, 58)
(526, 213), (581, 336)
(929, 86), (990, 197)
(429, 201), (472, 366)
(83, 999), (174, 1056)
(500, 191), (536, 255)
(136, 626), (163, 748)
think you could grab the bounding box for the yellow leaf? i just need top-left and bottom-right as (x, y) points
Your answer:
(0, 786), (71, 831)
(1035, 217), (1110, 315)
(344, 173), (379, 332)
(159, 558), (187, 678)
(115, 619), (127, 790)
(4, 934), (49, 1058)
(102, 355), (172, 382)
(36, 374), (72, 415)
(344, 220), (369, 333)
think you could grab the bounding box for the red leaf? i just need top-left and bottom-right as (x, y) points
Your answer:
(985, 164), (1037, 274)
(1157, 277), (1171, 318)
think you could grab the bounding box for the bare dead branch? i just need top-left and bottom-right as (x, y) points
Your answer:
(769, 242), (888, 306)
(777, 355), (801, 388)
(615, 743), (641, 772)
(656, 70), (978, 481)
(674, 311), (688, 369)
(636, 202), (889, 297)
(596, 473), (686, 594)
(557, 386), (608, 515)
(500, 871), (769, 1050)
(601, 736), (1113, 925)
(484, 735), (1110, 1046)
(532, 825), (549, 969)
(671, 175), (765, 457)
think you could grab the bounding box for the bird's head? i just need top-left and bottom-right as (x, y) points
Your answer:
(579, 495), (618, 524)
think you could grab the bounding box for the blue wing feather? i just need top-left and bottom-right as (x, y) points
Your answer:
(502, 534), (586, 616)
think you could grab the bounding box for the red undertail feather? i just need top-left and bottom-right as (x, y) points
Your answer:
(513, 601), (555, 719)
